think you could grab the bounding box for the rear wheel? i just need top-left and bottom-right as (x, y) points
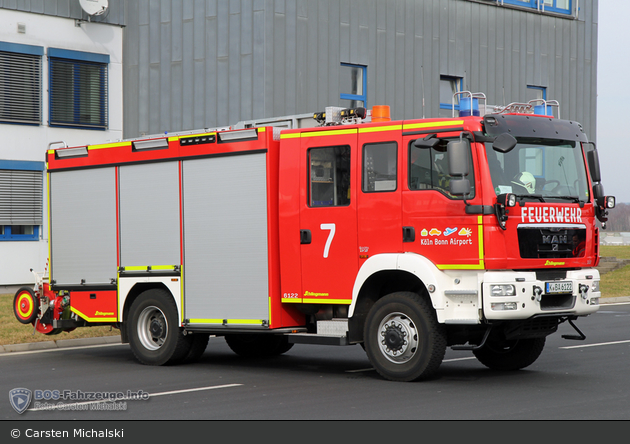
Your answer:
(127, 288), (192, 365)
(13, 287), (39, 325)
(184, 333), (210, 362)
(473, 337), (546, 371)
(225, 334), (293, 358)
(364, 292), (446, 382)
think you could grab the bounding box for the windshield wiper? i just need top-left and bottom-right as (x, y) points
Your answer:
(552, 195), (581, 203)
(514, 194), (546, 203)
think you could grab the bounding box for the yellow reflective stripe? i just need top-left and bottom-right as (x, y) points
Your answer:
(302, 298), (351, 304)
(88, 142), (132, 151)
(188, 319), (266, 325)
(403, 120), (464, 131)
(358, 124), (402, 133)
(280, 132), (301, 139)
(71, 307), (117, 323)
(303, 129), (357, 137)
(258, 127), (266, 133)
(281, 298), (303, 303)
(123, 265), (178, 271)
(478, 215), (485, 261)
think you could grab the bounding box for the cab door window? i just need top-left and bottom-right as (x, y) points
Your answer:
(309, 146), (351, 207)
(362, 142), (397, 192)
(408, 140), (475, 198)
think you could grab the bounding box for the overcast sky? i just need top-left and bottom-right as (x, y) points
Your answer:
(597, 2), (629, 203)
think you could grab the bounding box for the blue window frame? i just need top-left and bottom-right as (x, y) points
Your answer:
(439, 75), (463, 111)
(48, 48), (109, 130)
(502, 0), (572, 15)
(0, 160), (44, 242)
(340, 63), (367, 108)
(0, 41), (43, 125)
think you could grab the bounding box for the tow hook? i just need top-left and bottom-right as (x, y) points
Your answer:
(579, 284), (589, 301)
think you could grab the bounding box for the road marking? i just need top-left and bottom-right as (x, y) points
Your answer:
(443, 357), (476, 363)
(559, 339), (630, 349)
(27, 384), (243, 412)
(0, 343), (125, 357)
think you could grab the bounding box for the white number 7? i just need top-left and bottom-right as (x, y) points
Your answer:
(320, 223), (336, 258)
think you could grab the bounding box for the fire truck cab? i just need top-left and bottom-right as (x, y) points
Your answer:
(14, 93), (615, 382)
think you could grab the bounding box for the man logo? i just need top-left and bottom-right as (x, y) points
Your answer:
(9, 388), (32, 414)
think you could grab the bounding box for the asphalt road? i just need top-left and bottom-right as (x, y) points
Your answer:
(1, 302), (629, 422)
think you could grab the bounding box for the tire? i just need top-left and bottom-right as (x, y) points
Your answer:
(184, 333), (210, 363)
(127, 288), (192, 366)
(225, 334), (292, 358)
(473, 337), (546, 371)
(14, 287), (39, 325)
(364, 292), (446, 382)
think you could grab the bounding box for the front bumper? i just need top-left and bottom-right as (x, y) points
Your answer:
(482, 269), (600, 320)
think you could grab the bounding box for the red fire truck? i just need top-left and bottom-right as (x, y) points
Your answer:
(13, 93), (615, 381)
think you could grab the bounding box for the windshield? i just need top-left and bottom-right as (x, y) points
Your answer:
(485, 139), (590, 203)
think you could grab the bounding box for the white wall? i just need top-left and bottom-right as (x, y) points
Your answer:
(0, 10), (123, 285)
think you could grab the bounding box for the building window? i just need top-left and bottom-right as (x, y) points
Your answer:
(363, 142), (397, 192)
(502, 0), (572, 15)
(439, 75), (463, 114)
(49, 48), (109, 129)
(0, 160), (44, 241)
(340, 63), (367, 108)
(0, 42), (43, 125)
(526, 85), (547, 102)
(309, 146), (351, 207)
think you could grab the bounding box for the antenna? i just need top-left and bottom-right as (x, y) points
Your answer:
(79, 0), (109, 17)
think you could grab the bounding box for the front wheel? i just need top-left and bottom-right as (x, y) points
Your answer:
(364, 292), (446, 382)
(473, 337), (546, 371)
(127, 288), (192, 365)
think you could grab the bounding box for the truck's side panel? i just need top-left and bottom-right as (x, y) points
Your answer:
(182, 152), (270, 325)
(50, 168), (117, 286)
(118, 162), (181, 268)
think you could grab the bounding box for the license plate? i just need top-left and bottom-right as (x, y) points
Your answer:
(546, 281), (573, 294)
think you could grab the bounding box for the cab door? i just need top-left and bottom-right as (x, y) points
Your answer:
(299, 129), (358, 304)
(357, 128), (403, 265)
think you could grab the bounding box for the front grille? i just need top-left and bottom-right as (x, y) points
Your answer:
(540, 294), (576, 311)
(518, 227), (586, 259)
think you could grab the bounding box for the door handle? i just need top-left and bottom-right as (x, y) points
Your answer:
(403, 226), (415, 243)
(300, 229), (312, 244)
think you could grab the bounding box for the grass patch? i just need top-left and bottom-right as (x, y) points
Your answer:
(0, 293), (120, 346)
(599, 245), (630, 260)
(599, 245), (630, 298)
(600, 265), (630, 298)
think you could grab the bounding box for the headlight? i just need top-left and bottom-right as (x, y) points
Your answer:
(591, 281), (600, 292)
(490, 284), (516, 297)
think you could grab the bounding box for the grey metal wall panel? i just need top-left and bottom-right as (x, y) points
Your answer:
(50, 168), (117, 286)
(0, 0), (125, 25)
(119, 162), (180, 268)
(123, 0), (598, 141)
(182, 153), (269, 323)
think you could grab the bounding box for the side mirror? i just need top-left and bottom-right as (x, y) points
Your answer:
(587, 149), (602, 183)
(492, 133), (517, 153)
(450, 178), (471, 196)
(447, 139), (470, 177)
